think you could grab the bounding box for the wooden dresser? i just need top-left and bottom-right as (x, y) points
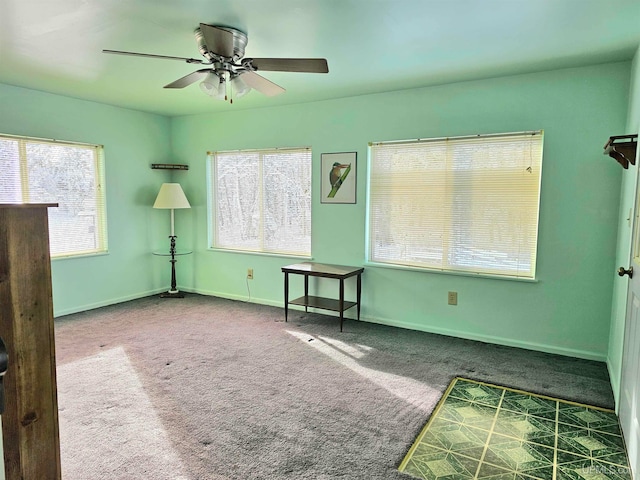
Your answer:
(0, 204), (61, 479)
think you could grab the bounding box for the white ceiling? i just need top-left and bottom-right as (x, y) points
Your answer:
(1, 0), (639, 117)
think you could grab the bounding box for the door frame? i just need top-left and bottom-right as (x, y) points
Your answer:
(618, 144), (640, 478)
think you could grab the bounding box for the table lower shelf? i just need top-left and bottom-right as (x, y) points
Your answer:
(289, 295), (357, 313)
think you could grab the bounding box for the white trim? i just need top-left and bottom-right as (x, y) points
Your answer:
(370, 130), (542, 147)
(209, 146), (311, 155)
(189, 290), (606, 361)
(191, 287), (283, 307)
(0, 132), (104, 148)
(359, 313), (607, 362)
(363, 261), (539, 283)
(53, 288), (167, 318)
(607, 356), (621, 412)
(206, 247), (312, 260)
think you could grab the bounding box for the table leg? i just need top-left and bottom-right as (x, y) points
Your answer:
(304, 275), (309, 313)
(284, 272), (289, 322)
(356, 273), (362, 321)
(339, 278), (345, 332)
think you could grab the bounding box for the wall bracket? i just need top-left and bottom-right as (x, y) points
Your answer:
(604, 135), (637, 169)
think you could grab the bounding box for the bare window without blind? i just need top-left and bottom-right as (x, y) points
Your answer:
(209, 147), (311, 256)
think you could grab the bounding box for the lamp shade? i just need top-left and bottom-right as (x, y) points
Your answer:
(231, 75), (251, 98)
(199, 72), (220, 97)
(153, 183), (191, 209)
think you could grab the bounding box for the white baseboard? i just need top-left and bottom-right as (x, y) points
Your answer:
(360, 314), (607, 362)
(606, 357), (620, 412)
(53, 288), (167, 318)
(191, 287), (283, 308)
(58, 288), (607, 362)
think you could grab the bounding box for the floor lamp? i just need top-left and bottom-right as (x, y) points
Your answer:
(153, 183), (191, 298)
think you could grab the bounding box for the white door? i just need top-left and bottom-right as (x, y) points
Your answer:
(620, 173), (640, 477)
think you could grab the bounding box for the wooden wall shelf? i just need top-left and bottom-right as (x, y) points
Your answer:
(151, 163), (189, 170)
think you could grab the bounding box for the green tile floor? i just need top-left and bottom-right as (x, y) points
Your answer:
(399, 378), (632, 480)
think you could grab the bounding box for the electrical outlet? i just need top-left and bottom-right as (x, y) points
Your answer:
(448, 291), (458, 305)
(247, 268), (254, 280)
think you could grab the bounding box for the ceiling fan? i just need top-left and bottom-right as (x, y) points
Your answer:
(103, 23), (329, 103)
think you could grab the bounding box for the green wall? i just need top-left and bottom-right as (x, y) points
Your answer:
(0, 83), (173, 316)
(171, 62), (629, 360)
(609, 45), (640, 403)
(0, 61), (631, 359)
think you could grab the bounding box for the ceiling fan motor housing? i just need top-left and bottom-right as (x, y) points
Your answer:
(194, 25), (248, 61)
(194, 29), (212, 60)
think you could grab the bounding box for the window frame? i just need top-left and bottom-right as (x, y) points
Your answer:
(366, 131), (543, 280)
(0, 133), (108, 259)
(207, 146), (312, 258)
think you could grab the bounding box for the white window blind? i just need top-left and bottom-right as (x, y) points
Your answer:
(209, 147), (311, 256)
(0, 134), (107, 258)
(368, 131), (543, 279)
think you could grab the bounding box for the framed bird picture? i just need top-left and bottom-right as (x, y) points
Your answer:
(321, 152), (357, 204)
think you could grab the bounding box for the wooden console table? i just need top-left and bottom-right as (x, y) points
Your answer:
(281, 262), (364, 331)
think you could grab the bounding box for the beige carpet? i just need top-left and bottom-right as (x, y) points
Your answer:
(54, 294), (616, 479)
(58, 346), (190, 479)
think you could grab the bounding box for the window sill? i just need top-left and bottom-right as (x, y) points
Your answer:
(363, 261), (538, 283)
(207, 247), (312, 261)
(51, 250), (109, 261)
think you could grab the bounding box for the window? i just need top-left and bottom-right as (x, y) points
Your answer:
(0, 134), (107, 258)
(368, 131), (543, 279)
(209, 147), (312, 256)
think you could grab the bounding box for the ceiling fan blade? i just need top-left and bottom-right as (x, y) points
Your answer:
(103, 49), (204, 65)
(241, 71), (285, 97)
(251, 58), (328, 73)
(199, 23), (235, 58)
(164, 69), (210, 89)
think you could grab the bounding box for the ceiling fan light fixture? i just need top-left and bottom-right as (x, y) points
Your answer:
(199, 71), (219, 96)
(216, 78), (227, 101)
(230, 74), (251, 99)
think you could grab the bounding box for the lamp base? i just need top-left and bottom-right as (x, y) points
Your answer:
(160, 235), (184, 299)
(160, 290), (185, 299)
